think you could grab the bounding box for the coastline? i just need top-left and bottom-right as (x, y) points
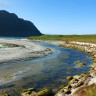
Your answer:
(0, 38), (56, 64)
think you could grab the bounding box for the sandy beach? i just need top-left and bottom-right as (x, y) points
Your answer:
(0, 38), (55, 64)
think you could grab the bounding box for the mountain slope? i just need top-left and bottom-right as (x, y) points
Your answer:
(0, 10), (42, 37)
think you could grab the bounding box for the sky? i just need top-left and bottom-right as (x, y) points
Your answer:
(0, 0), (96, 35)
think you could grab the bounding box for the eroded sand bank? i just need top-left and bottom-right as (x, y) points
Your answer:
(0, 38), (55, 64)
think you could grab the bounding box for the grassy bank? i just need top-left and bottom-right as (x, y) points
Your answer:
(28, 35), (96, 43)
(74, 84), (96, 96)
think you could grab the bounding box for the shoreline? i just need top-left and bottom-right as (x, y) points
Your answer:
(0, 38), (56, 64)
(1, 39), (96, 96)
(20, 40), (96, 96)
(55, 41), (96, 96)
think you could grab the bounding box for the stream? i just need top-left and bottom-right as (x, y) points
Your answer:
(0, 42), (93, 95)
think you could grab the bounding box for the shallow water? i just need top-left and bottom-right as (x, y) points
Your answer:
(0, 42), (93, 95)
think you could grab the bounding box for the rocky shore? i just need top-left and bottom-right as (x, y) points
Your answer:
(19, 40), (96, 96)
(55, 41), (96, 96)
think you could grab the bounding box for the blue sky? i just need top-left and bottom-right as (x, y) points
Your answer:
(0, 0), (96, 35)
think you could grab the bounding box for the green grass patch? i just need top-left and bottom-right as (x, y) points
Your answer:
(28, 35), (96, 43)
(2, 75), (13, 79)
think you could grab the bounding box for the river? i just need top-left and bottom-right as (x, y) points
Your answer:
(0, 42), (93, 95)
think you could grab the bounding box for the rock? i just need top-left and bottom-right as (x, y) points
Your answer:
(88, 76), (96, 85)
(30, 91), (37, 96)
(90, 71), (96, 77)
(71, 83), (77, 88)
(73, 80), (84, 88)
(64, 89), (71, 94)
(21, 88), (34, 96)
(67, 76), (73, 80)
(21, 92), (30, 96)
(28, 88), (34, 92)
(84, 77), (92, 85)
(73, 75), (81, 80)
(56, 93), (65, 96)
(21, 89), (28, 93)
(37, 89), (53, 96)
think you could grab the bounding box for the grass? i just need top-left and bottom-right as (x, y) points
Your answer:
(74, 84), (96, 96)
(28, 35), (96, 43)
(0, 43), (18, 47)
(2, 75), (13, 79)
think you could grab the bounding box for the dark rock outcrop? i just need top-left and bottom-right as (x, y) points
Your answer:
(0, 10), (42, 37)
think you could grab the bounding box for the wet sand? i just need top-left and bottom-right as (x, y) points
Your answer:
(0, 38), (55, 64)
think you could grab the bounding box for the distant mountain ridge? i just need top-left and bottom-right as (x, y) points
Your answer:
(0, 10), (42, 37)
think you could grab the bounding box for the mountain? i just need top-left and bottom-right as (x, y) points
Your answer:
(0, 10), (42, 37)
